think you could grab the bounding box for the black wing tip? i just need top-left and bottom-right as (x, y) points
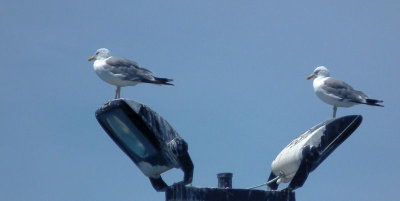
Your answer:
(366, 99), (384, 107)
(154, 77), (174, 86)
(163, 82), (174, 86)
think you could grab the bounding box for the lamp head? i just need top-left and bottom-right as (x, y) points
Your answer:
(95, 99), (193, 191)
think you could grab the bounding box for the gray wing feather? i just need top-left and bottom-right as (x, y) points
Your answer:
(323, 78), (368, 103)
(104, 57), (155, 82)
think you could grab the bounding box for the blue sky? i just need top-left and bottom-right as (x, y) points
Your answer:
(1, 1), (399, 201)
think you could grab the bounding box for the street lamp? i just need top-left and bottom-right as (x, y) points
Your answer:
(94, 99), (364, 201)
(95, 99), (193, 192)
(267, 115), (363, 190)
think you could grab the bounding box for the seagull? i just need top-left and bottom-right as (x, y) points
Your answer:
(88, 48), (173, 99)
(307, 66), (383, 118)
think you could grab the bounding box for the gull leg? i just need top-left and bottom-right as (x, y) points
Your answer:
(117, 86), (121, 99)
(333, 106), (337, 118)
(115, 86), (121, 99)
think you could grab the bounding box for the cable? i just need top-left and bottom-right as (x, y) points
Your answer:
(247, 175), (280, 190)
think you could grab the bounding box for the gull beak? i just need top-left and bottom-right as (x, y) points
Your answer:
(88, 57), (94, 61)
(307, 74), (315, 80)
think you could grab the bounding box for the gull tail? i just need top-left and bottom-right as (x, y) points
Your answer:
(143, 77), (174, 86)
(154, 77), (174, 86)
(365, 99), (384, 107)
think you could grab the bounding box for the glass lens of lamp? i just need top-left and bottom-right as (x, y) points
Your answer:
(104, 109), (158, 159)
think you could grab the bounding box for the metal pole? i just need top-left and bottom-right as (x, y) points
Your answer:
(217, 173), (233, 189)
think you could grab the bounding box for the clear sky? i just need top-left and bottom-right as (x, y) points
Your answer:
(1, 1), (399, 201)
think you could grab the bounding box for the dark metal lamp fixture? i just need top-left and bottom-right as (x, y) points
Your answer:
(95, 99), (193, 192)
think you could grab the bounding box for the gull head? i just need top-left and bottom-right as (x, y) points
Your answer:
(88, 48), (111, 61)
(307, 66), (330, 80)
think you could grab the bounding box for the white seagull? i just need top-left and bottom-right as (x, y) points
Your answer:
(307, 66), (383, 118)
(88, 48), (173, 99)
